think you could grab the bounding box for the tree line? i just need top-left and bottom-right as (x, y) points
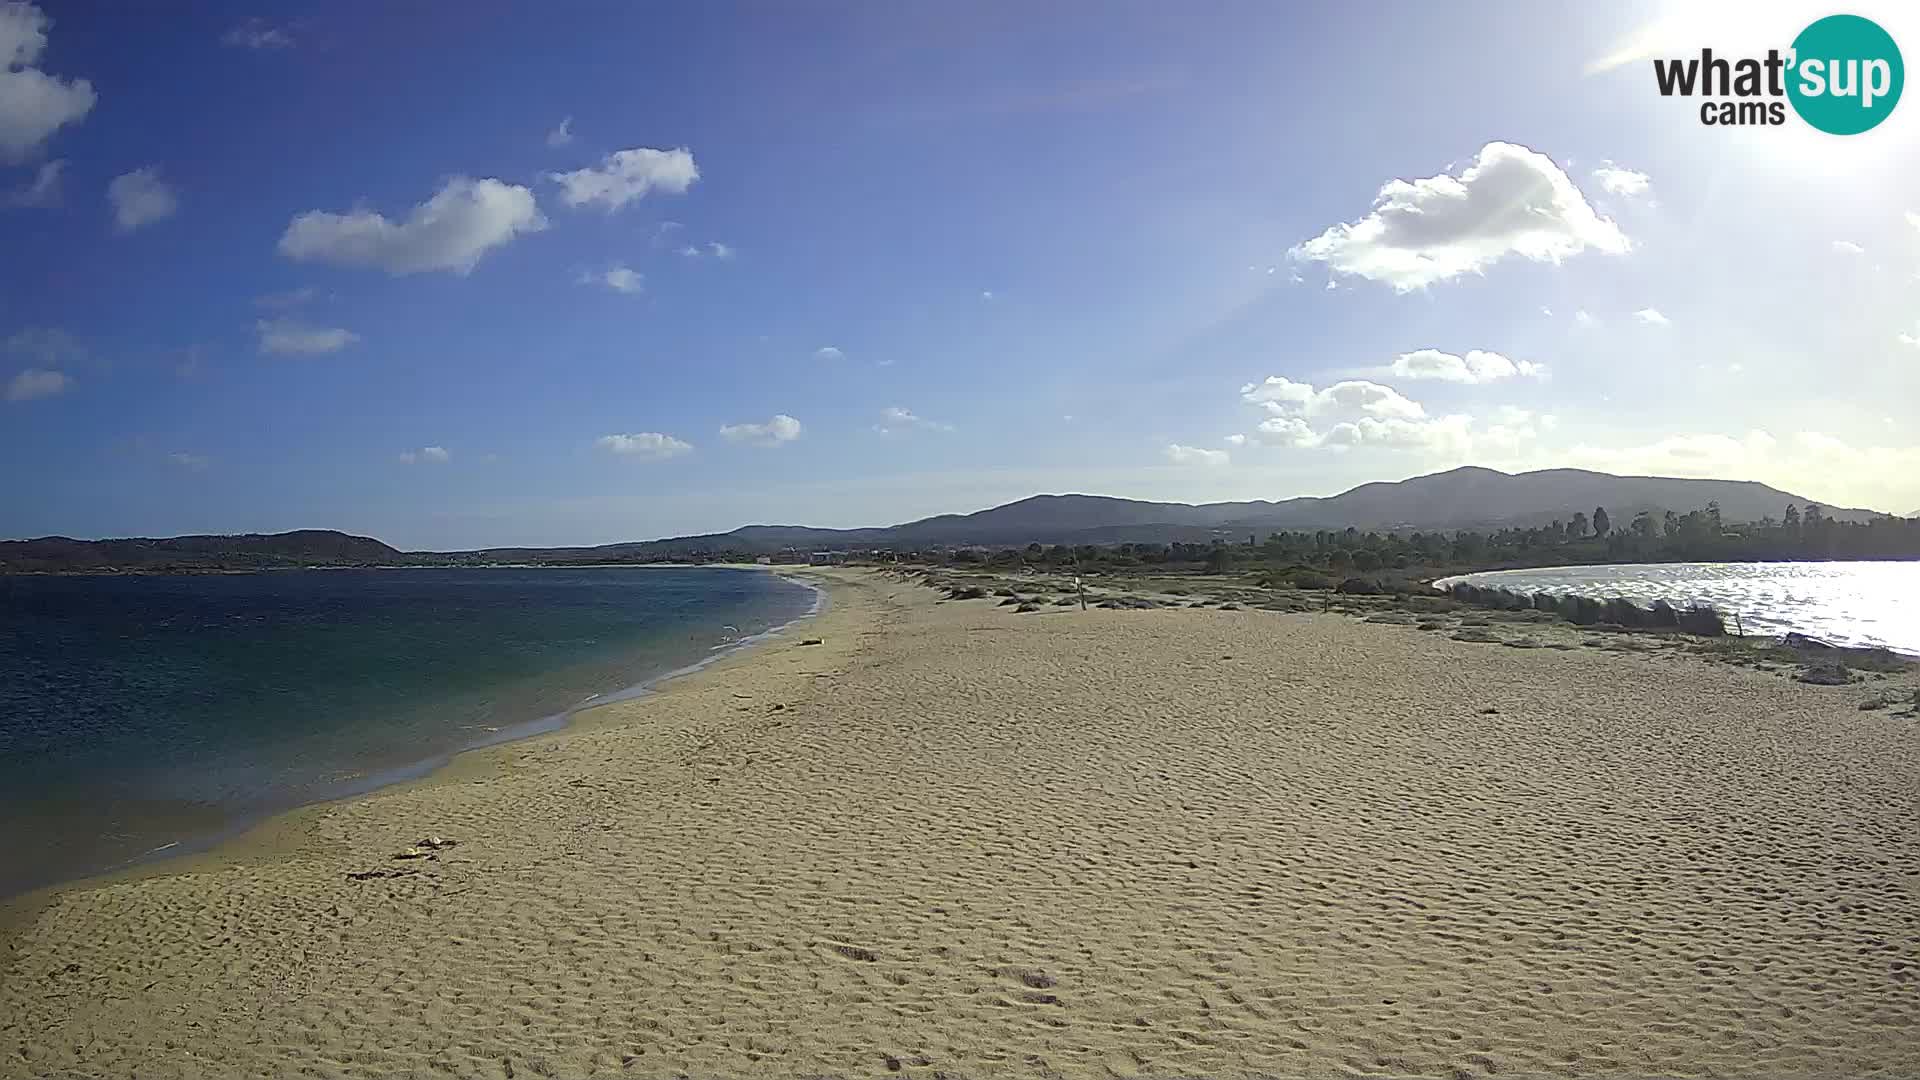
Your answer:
(903, 501), (1920, 577)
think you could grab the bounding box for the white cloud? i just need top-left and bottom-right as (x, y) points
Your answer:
(1290, 142), (1628, 291)
(874, 406), (952, 434)
(1907, 210), (1920, 233)
(0, 1), (95, 163)
(1253, 416), (1323, 448)
(1322, 414), (1476, 454)
(813, 346), (845, 361)
(221, 18), (293, 49)
(278, 176), (546, 275)
(1573, 309), (1599, 329)
(545, 116), (574, 147)
(677, 244), (701, 258)
(166, 451), (209, 470)
(5, 366), (67, 401)
(1223, 433), (1248, 447)
(2, 155), (59, 206)
(1897, 326), (1920, 348)
(1391, 348), (1547, 383)
(596, 432), (692, 460)
(398, 446), (450, 465)
(1591, 165), (1650, 198)
(256, 319), (357, 355)
(719, 414), (803, 447)
(107, 167), (177, 231)
(1634, 307), (1671, 326)
(1831, 240), (1865, 256)
(1240, 376), (1425, 420)
(253, 286), (317, 309)
(708, 241), (733, 259)
(547, 146), (698, 211)
(578, 263), (642, 294)
(1165, 443), (1229, 466)
(980, 289), (995, 300)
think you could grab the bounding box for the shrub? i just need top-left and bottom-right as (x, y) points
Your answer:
(1602, 598), (1647, 627)
(1532, 592), (1557, 612)
(1336, 577), (1381, 595)
(1649, 599), (1679, 627)
(952, 586), (988, 600)
(1676, 605), (1726, 636)
(1288, 570), (1334, 591)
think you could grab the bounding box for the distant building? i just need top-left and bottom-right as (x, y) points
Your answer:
(808, 551), (841, 565)
(755, 555), (772, 565)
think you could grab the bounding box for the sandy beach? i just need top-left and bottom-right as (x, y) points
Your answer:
(4, 567), (1918, 1079)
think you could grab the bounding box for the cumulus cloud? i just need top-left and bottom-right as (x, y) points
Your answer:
(1391, 348), (1548, 383)
(0, 1), (96, 163)
(1591, 165), (1651, 197)
(719, 414), (802, 447)
(596, 432), (692, 460)
(547, 147), (698, 211)
(2, 156), (59, 206)
(874, 406), (952, 434)
(1234, 375), (1551, 457)
(256, 319), (357, 355)
(221, 18), (293, 49)
(545, 116), (574, 147)
(1832, 240), (1864, 256)
(1634, 307), (1671, 326)
(813, 346), (845, 361)
(577, 264), (642, 294)
(1165, 443), (1229, 466)
(1240, 376), (1425, 420)
(1574, 309), (1599, 329)
(5, 365), (67, 401)
(108, 167), (177, 231)
(278, 176), (546, 275)
(1899, 325), (1920, 348)
(1223, 433), (1248, 447)
(1290, 142), (1628, 291)
(397, 446), (450, 465)
(707, 241), (733, 259)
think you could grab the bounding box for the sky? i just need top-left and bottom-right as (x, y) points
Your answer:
(4, 0), (1920, 549)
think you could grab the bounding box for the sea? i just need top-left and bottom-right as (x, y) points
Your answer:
(0, 566), (819, 898)
(1435, 560), (1920, 656)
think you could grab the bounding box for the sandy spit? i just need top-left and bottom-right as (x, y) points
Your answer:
(3, 568), (1917, 1079)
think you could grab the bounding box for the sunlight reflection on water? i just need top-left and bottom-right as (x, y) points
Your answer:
(1435, 561), (1920, 655)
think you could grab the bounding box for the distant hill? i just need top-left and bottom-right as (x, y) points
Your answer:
(2, 467), (1885, 570)
(439, 466), (1884, 559)
(0, 530), (403, 572)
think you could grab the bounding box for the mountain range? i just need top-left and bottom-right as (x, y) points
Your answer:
(0, 466), (1884, 571)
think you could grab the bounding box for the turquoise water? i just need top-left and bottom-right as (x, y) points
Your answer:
(0, 567), (818, 897)
(1436, 561), (1920, 655)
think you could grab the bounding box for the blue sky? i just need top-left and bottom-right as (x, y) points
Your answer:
(5, 0), (1920, 548)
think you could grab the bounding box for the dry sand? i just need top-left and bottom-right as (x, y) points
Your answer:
(4, 568), (1918, 1079)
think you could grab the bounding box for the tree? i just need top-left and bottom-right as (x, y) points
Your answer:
(1784, 503), (1801, 531)
(1631, 511), (1656, 539)
(1204, 545), (1234, 573)
(1569, 511), (1589, 538)
(1593, 507), (1611, 537)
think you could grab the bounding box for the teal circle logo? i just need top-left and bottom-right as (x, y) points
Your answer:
(1787, 14), (1903, 134)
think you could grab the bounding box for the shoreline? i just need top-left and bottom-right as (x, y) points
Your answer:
(6, 567), (1916, 1078)
(0, 566), (836, 925)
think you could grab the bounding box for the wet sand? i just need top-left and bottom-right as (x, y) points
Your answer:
(4, 568), (1917, 1078)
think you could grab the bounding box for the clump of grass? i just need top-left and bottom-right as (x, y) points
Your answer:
(1452, 628), (1501, 643)
(950, 585), (989, 600)
(1053, 596), (1077, 606)
(994, 587), (1018, 598)
(1015, 601), (1041, 613)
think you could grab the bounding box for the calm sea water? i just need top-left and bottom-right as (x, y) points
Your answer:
(0, 567), (818, 897)
(1436, 561), (1920, 655)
